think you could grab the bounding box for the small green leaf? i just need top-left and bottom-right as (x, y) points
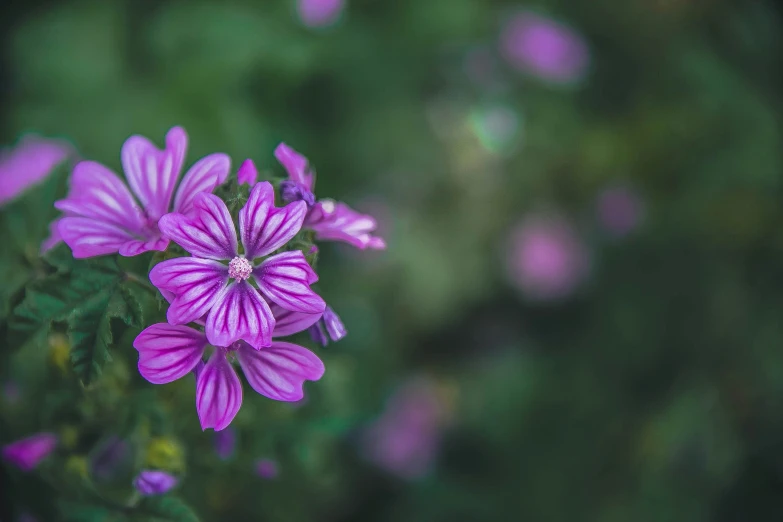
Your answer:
(134, 496), (200, 522)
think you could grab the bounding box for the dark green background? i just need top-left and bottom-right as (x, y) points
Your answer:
(2, 0), (783, 521)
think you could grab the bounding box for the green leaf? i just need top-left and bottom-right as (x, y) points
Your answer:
(7, 244), (145, 385)
(134, 496), (200, 522)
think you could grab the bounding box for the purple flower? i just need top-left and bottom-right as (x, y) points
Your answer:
(500, 11), (589, 83)
(133, 470), (178, 496)
(308, 305), (346, 347)
(596, 185), (644, 237)
(297, 0), (345, 28)
(273, 144), (386, 250)
(505, 213), (589, 301)
(151, 181), (325, 349)
(89, 436), (130, 481)
(56, 126), (230, 258)
(361, 378), (449, 479)
(0, 135), (72, 207)
(214, 427), (236, 460)
(133, 308), (325, 431)
(255, 458), (278, 479)
(2, 432), (58, 471)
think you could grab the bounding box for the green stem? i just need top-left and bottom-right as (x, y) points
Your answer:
(124, 272), (158, 294)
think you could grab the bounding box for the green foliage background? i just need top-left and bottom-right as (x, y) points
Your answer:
(2, 0), (783, 521)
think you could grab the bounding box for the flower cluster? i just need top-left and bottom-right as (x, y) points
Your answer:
(54, 126), (385, 431)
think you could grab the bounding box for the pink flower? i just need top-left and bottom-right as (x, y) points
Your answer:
(151, 181), (325, 349)
(361, 377), (450, 479)
(270, 143), (386, 250)
(0, 135), (72, 207)
(505, 213), (589, 301)
(2, 432), (58, 471)
(596, 185), (644, 237)
(133, 306), (325, 431)
(500, 12), (589, 83)
(297, 0), (345, 28)
(56, 126), (230, 258)
(133, 470), (178, 496)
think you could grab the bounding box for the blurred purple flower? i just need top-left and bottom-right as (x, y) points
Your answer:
(214, 427), (236, 460)
(89, 435), (130, 481)
(596, 185), (644, 237)
(361, 377), (451, 479)
(133, 307), (325, 431)
(309, 305), (347, 347)
(297, 0), (345, 28)
(255, 458), (279, 479)
(0, 135), (71, 207)
(151, 181), (324, 350)
(56, 126), (230, 258)
(3, 381), (21, 405)
(500, 11), (589, 83)
(505, 213), (589, 301)
(16, 512), (37, 522)
(133, 470), (178, 496)
(2, 432), (58, 471)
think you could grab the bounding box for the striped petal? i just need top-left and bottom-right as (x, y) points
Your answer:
(196, 349), (243, 431)
(205, 281), (274, 350)
(271, 304), (321, 337)
(55, 160), (146, 233)
(133, 324), (207, 384)
(173, 153), (231, 215)
(121, 127), (186, 220)
(58, 217), (137, 258)
(149, 258), (228, 325)
(236, 341), (324, 402)
(257, 251), (325, 314)
(158, 193), (237, 260)
(239, 182), (307, 260)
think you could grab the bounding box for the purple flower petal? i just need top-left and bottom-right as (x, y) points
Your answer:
(305, 200), (386, 250)
(237, 159), (258, 186)
(236, 341), (324, 402)
(196, 349), (243, 431)
(238, 182), (307, 260)
(55, 160), (146, 234)
(58, 217), (138, 259)
(121, 127), (186, 221)
(274, 143), (313, 191)
(2, 432), (58, 471)
(322, 305), (347, 342)
(173, 153), (231, 215)
(149, 258), (228, 325)
(118, 235), (170, 257)
(205, 281), (274, 349)
(0, 135), (71, 206)
(133, 470), (178, 496)
(271, 304), (321, 337)
(158, 193), (238, 260)
(257, 251), (325, 314)
(133, 324), (207, 384)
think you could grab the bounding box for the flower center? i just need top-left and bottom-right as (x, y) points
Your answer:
(228, 256), (253, 281)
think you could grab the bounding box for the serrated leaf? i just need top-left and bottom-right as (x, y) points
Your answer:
(134, 496), (200, 522)
(8, 244), (146, 385)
